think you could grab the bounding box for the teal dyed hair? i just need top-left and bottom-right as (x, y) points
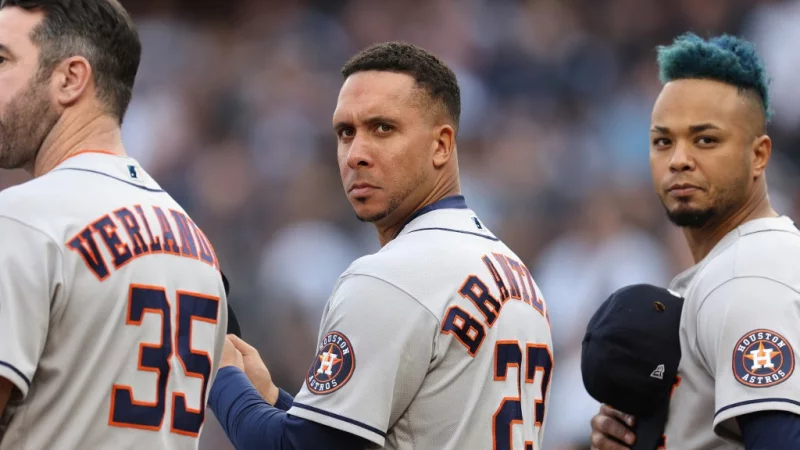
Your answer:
(657, 32), (773, 122)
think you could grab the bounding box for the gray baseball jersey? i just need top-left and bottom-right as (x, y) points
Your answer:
(0, 151), (228, 449)
(662, 216), (800, 449)
(286, 196), (554, 450)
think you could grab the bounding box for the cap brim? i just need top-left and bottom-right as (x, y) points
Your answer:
(227, 303), (242, 338)
(220, 272), (241, 337)
(631, 395), (670, 450)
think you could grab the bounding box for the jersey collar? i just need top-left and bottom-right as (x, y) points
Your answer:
(394, 195), (469, 238)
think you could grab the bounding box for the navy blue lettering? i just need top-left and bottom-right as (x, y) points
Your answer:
(154, 206), (180, 255)
(66, 227), (110, 280)
(492, 253), (521, 300)
(459, 275), (502, 326)
(92, 215), (133, 268)
(170, 210), (198, 259)
(441, 306), (486, 356)
(482, 255), (510, 302)
(136, 205), (162, 252)
(115, 207), (149, 256)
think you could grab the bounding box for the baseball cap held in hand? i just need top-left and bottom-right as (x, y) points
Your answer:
(581, 284), (684, 450)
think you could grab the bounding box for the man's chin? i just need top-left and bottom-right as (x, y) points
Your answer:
(665, 207), (716, 229)
(355, 210), (389, 224)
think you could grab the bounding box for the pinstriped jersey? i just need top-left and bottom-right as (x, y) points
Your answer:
(0, 152), (228, 449)
(285, 196), (554, 449)
(662, 216), (800, 449)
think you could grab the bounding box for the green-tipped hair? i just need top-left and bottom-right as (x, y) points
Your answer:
(657, 32), (773, 122)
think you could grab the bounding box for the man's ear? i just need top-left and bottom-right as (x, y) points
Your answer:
(50, 56), (93, 108)
(751, 134), (771, 180)
(432, 124), (456, 169)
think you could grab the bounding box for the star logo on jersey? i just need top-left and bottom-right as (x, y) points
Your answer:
(733, 329), (794, 388)
(306, 331), (355, 395)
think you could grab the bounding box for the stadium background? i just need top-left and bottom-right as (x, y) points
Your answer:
(2, 0), (800, 448)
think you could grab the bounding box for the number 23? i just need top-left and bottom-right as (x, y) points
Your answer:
(493, 341), (554, 450)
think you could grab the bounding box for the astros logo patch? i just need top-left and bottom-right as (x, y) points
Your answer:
(733, 329), (794, 388)
(306, 331), (355, 395)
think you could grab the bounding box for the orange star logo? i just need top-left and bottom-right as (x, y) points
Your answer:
(317, 343), (341, 376)
(744, 341), (769, 361)
(744, 341), (779, 372)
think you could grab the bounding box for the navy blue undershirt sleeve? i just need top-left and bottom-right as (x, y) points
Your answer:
(275, 387), (294, 411)
(209, 367), (368, 450)
(736, 410), (800, 450)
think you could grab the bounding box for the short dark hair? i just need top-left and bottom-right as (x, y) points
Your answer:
(341, 41), (461, 129)
(657, 32), (772, 123)
(0, 0), (141, 123)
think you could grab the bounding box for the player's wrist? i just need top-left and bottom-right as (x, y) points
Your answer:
(265, 383), (280, 405)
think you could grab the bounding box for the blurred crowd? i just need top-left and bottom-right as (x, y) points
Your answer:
(3, 0), (800, 448)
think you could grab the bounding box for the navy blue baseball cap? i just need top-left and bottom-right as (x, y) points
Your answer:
(581, 284), (684, 449)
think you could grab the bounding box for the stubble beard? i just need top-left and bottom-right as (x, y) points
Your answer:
(355, 171), (426, 224)
(0, 74), (59, 171)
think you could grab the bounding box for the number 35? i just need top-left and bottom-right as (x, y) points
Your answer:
(109, 284), (220, 437)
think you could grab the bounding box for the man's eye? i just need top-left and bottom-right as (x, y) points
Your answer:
(696, 136), (718, 145)
(653, 138), (670, 147)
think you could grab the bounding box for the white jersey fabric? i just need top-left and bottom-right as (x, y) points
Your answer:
(663, 216), (800, 449)
(286, 196), (554, 450)
(0, 151), (228, 449)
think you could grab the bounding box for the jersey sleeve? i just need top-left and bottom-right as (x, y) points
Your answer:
(695, 277), (800, 437)
(286, 273), (438, 446)
(0, 216), (61, 399)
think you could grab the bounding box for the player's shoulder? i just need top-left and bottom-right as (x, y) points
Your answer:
(0, 176), (72, 248)
(0, 174), (59, 223)
(341, 224), (519, 309)
(346, 224), (509, 277)
(695, 216), (800, 297)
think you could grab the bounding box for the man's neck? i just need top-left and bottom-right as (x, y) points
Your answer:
(375, 181), (461, 247)
(31, 111), (126, 178)
(683, 188), (777, 263)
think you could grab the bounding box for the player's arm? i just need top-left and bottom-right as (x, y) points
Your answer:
(210, 273), (438, 448)
(210, 366), (369, 449)
(0, 216), (61, 417)
(696, 277), (800, 446)
(736, 410), (800, 449)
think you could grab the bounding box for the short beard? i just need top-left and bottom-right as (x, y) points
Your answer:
(664, 207), (716, 228)
(0, 72), (59, 170)
(662, 171), (749, 229)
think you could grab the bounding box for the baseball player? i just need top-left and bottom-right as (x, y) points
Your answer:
(208, 42), (554, 449)
(0, 1), (228, 449)
(589, 33), (800, 449)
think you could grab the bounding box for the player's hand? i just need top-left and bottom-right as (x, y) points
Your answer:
(219, 335), (244, 371)
(228, 334), (280, 405)
(590, 404), (636, 450)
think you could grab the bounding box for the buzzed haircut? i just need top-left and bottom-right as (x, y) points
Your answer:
(0, 0), (141, 123)
(342, 41), (461, 130)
